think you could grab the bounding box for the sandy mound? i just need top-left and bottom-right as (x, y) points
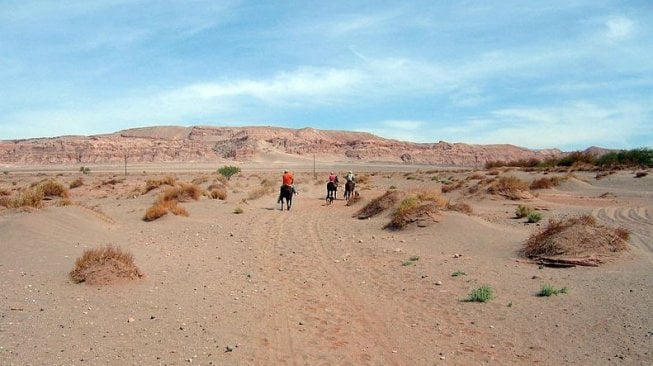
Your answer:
(521, 215), (630, 266)
(70, 245), (143, 285)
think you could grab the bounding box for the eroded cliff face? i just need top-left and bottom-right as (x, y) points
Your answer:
(0, 125), (561, 166)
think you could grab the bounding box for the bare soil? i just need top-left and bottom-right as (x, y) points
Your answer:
(1, 165), (651, 365)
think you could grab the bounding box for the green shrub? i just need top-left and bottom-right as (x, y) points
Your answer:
(538, 284), (568, 297)
(218, 166), (241, 180)
(451, 270), (467, 277)
(527, 211), (543, 223)
(465, 285), (494, 303)
(515, 204), (533, 218)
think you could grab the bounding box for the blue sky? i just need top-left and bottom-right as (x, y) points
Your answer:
(1, 1), (652, 150)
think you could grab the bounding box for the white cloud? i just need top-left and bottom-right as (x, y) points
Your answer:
(604, 16), (635, 42)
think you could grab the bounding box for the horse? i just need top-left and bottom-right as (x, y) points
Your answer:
(344, 180), (355, 200)
(326, 181), (338, 205)
(279, 185), (293, 211)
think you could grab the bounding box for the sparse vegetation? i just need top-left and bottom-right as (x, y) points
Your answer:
(487, 176), (531, 200)
(160, 183), (202, 202)
(446, 201), (472, 214)
(355, 190), (405, 219)
(79, 166), (91, 174)
(527, 211), (543, 223)
(208, 186), (227, 200)
(530, 176), (563, 190)
(69, 245), (142, 285)
(387, 190), (447, 230)
(233, 207), (244, 214)
(144, 176), (177, 193)
(515, 204), (534, 218)
(451, 270), (467, 277)
(39, 179), (69, 198)
(402, 255), (420, 266)
(538, 284), (568, 297)
(69, 177), (84, 189)
(247, 187), (274, 200)
(465, 285), (494, 303)
(522, 215), (630, 263)
(218, 165), (241, 180)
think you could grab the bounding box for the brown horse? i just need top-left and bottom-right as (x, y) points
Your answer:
(344, 180), (355, 200)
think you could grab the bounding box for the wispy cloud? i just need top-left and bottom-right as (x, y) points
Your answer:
(604, 16), (635, 42)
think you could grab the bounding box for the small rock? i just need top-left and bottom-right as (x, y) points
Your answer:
(435, 281), (442, 286)
(358, 239), (363, 243)
(225, 346), (234, 352)
(440, 356), (445, 360)
(127, 317), (135, 323)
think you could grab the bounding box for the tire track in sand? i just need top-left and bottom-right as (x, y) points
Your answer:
(248, 199), (401, 365)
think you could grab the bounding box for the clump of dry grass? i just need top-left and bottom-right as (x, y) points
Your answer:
(441, 180), (465, 193)
(386, 190), (448, 230)
(143, 183), (199, 221)
(69, 177), (84, 189)
(207, 185), (227, 200)
(69, 245), (143, 285)
(634, 171), (648, 178)
(355, 190), (405, 219)
(144, 176), (177, 193)
(529, 176), (564, 190)
(521, 215), (630, 263)
(0, 187), (11, 196)
(487, 176), (532, 200)
(160, 183), (202, 202)
(39, 179), (69, 198)
(191, 175), (209, 185)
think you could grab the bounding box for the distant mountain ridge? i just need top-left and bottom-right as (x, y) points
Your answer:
(0, 125), (564, 166)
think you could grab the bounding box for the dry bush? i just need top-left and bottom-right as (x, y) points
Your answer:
(521, 215), (629, 262)
(248, 187), (274, 200)
(10, 188), (44, 209)
(355, 190), (405, 219)
(39, 179), (69, 198)
(441, 180), (464, 193)
(467, 173), (485, 180)
(446, 201), (473, 214)
(0, 196), (11, 207)
(169, 204), (189, 217)
(635, 171), (648, 178)
(487, 176), (531, 200)
(143, 200), (173, 221)
(386, 190), (448, 230)
(208, 186), (227, 200)
(56, 198), (74, 207)
(0, 187), (11, 196)
(215, 175), (228, 185)
(69, 177), (84, 189)
(191, 176), (209, 185)
(160, 183), (202, 202)
(260, 178), (277, 188)
(69, 245), (143, 285)
(98, 177), (124, 187)
(529, 176), (564, 190)
(144, 176), (177, 193)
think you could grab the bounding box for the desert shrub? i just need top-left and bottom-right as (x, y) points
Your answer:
(522, 215), (629, 260)
(635, 171), (648, 178)
(143, 200), (173, 221)
(69, 177), (84, 189)
(515, 204), (534, 218)
(451, 270), (467, 277)
(160, 183), (202, 202)
(69, 245), (142, 285)
(144, 176), (177, 193)
(613, 227), (630, 241)
(356, 174), (370, 184)
(169, 204), (189, 217)
(39, 179), (69, 198)
(441, 180), (464, 193)
(11, 188), (45, 208)
(355, 190), (405, 219)
(529, 176), (563, 190)
(465, 285), (494, 303)
(233, 207), (244, 214)
(56, 198), (74, 207)
(208, 187), (227, 200)
(79, 166), (91, 174)
(0, 196), (11, 207)
(0, 187), (10, 196)
(386, 190), (447, 229)
(191, 176), (209, 185)
(446, 201), (473, 214)
(527, 211), (543, 223)
(538, 284), (568, 297)
(99, 178), (123, 186)
(596, 148), (652, 168)
(401, 255), (420, 266)
(218, 165), (241, 180)
(487, 176), (531, 200)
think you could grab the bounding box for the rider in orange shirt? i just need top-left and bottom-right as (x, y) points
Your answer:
(278, 170), (297, 203)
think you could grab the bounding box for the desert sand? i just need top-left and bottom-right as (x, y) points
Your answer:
(1, 163), (651, 365)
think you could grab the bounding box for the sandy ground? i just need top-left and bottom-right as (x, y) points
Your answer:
(0, 165), (651, 365)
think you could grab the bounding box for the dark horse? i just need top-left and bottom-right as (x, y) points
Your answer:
(326, 179), (338, 205)
(279, 185), (293, 211)
(344, 180), (355, 200)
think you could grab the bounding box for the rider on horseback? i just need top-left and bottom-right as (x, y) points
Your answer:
(278, 170), (296, 203)
(345, 170), (355, 183)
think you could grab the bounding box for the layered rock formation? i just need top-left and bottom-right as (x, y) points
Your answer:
(0, 125), (561, 167)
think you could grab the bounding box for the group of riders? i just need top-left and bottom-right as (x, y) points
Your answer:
(277, 170), (356, 206)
